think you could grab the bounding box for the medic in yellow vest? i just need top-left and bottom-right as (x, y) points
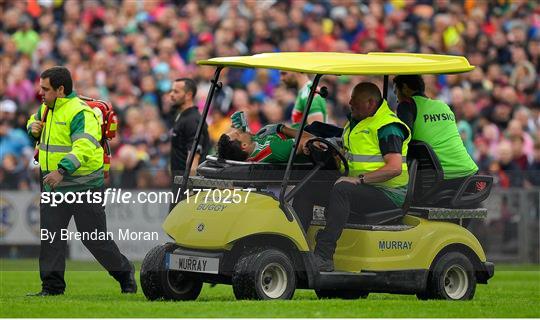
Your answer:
(26, 67), (137, 297)
(341, 86), (411, 198)
(27, 68), (104, 192)
(312, 82), (411, 272)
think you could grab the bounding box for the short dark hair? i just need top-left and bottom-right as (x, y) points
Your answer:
(393, 75), (425, 93)
(175, 78), (197, 99)
(217, 134), (248, 161)
(40, 66), (73, 95)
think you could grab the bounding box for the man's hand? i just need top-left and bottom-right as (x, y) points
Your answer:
(256, 124), (283, 138)
(231, 111), (249, 132)
(30, 121), (44, 138)
(335, 176), (361, 185)
(43, 170), (64, 189)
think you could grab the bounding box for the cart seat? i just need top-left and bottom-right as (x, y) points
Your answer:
(407, 141), (493, 208)
(352, 159), (418, 225)
(304, 159), (418, 227)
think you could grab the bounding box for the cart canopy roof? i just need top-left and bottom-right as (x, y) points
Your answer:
(197, 52), (474, 75)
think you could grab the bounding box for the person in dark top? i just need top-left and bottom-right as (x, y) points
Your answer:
(169, 78), (210, 212)
(117, 144), (147, 189)
(394, 75), (478, 206)
(527, 142), (540, 186)
(490, 140), (524, 188)
(474, 136), (493, 174)
(509, 135), (529, 170)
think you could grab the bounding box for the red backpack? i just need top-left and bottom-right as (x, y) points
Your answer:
(79, 96), (118, 178)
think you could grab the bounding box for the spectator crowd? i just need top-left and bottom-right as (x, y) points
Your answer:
(1, 0), (539, 190)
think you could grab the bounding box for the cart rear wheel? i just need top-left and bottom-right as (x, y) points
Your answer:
(424, 251), (477, 300)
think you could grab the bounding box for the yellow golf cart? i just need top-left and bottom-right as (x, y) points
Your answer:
(140, 52), (494, 301)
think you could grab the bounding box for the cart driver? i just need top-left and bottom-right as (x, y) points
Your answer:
(307, 82), (411, 272)
(216, 123), (314, 163)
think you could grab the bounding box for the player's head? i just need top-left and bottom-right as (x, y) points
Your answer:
(217, 128), (252, 161)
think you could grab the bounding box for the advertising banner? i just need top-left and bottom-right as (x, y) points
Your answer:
(1, 190), (170, 260)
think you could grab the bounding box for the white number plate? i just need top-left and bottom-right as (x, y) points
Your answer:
(167, 253), (219, 274)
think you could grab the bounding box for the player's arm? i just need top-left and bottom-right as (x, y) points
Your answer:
(280, 126), (315, 154)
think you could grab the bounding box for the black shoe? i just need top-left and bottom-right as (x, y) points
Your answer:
(120, 262), (137, 294)
(26, 290), (63, 297)
(313, 254), (334, 272)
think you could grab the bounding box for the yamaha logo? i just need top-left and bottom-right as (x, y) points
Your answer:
(197, 223), (205, 232)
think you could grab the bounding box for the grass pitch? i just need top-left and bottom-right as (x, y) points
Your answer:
(0, 260), (539, 318)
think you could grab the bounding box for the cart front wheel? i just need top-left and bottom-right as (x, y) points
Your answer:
(232, 247), (296, 300)
(140, 243), (203, 301)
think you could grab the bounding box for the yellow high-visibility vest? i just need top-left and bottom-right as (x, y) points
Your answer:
(27, 92), (104, 191)
(342, 100), (411, 188)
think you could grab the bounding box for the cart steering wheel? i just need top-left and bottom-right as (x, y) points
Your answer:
(305, 137), (349, 176)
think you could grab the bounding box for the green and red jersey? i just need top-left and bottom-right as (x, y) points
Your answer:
(247, 132), (295, 163)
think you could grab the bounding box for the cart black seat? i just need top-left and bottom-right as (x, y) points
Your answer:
(407, 141), (493, 208)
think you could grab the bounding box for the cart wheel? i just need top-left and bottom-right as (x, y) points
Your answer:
(140, 243), (203, 301)
(315, 289), (368, 300)
(427, 252), (477, 300)
(232, 247), (296, 300)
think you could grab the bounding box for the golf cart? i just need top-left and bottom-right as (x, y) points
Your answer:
(140, 52), (494, 301)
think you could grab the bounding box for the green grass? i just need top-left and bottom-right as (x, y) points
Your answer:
(1, 260), (539, 318)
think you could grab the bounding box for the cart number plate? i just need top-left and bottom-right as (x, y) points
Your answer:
(167, 254), (219, 274)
